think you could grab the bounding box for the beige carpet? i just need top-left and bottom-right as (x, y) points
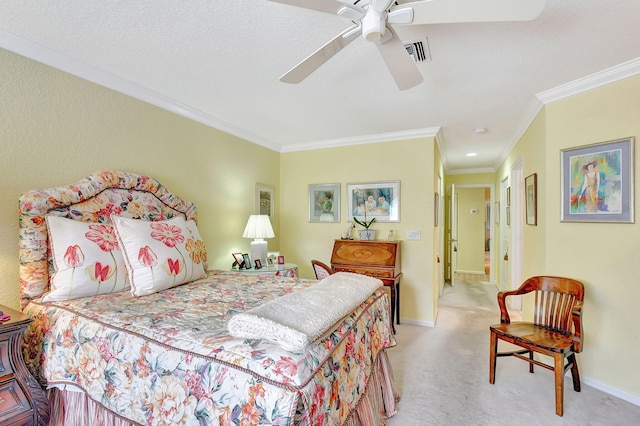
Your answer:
(386, 273), (640, 425)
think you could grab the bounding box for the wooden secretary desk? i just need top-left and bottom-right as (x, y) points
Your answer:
(330, 240), (401, 332)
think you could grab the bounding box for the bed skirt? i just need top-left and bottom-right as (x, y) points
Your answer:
(47, 351), (400, 426)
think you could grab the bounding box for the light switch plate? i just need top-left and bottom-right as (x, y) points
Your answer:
(406, 230), (421, 240)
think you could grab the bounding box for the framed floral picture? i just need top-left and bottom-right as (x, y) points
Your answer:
(255, 184), (274, 220)
(347, 181), (400, 223)
(561, 137), (634, 223)
(309, 183), (340, 222)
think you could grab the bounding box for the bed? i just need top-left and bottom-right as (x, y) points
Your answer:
(18, 170), (399, 425)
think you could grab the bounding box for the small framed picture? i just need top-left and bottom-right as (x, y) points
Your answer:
(277, 255), (285, 265)
(243, 253), (252, 269)
(254, 259), (262, 269)
(267, 257), (274, 266)
(232, 252), (245, 269)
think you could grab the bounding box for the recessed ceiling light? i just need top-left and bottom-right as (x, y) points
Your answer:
(474, 127), (488, 134)
(466, 152), (478, 157)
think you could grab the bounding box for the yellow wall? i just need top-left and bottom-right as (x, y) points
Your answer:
(280, 138), (439, 325)
(498, 76), (640, 399)
(0, 49), (280, 308)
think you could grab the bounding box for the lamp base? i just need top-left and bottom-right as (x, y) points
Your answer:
(250, 239), (268, 267)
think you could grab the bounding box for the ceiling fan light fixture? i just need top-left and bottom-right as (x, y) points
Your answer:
(362, 9), (386, 42)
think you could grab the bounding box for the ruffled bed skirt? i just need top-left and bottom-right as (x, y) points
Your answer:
(47, 351), (400, 426)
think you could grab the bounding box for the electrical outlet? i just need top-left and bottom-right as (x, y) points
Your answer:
(406, 230), (421, 240)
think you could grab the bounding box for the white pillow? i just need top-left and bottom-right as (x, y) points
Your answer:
(112, 215), (207, 296)
(44, 216), (129, 302)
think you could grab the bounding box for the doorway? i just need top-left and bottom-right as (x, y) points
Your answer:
(446, 184), (495, 285)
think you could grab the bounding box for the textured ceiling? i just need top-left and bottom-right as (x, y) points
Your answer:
(1, 0), (639, 173)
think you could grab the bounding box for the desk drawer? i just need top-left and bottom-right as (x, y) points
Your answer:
(0, 379), (30, 423)
(333, 266), (394, 279)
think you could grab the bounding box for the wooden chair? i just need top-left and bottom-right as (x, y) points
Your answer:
(311, 260), (333, 280)
(489, 276), (585, 417)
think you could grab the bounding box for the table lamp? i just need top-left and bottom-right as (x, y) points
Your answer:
(242, 215), (274, 267)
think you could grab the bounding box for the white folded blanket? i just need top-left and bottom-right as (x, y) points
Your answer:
(227, 272), (383, 351)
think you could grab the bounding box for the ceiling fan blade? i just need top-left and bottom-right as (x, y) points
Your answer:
(280, 25), (361, 84)
(267, 0), (363, 18)
(375, 26), (424, 90)
(389, 0), (547, 25)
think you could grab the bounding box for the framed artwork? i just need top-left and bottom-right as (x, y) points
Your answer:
(277, 255), (285, 265)
(506, 206), (510, 226)
(561, 137), (634, 223)
(494, 202), (500, 224)
(254, 259), (262, 269)
(347, 181), (400, 223)
(506, 187), (511, 207)
(525, 173), (537, 225)
(309, 183), (340, 222)
(255, 184), (274, 220)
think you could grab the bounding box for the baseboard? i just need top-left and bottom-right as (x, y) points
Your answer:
(455, 269), (485, 275)
(398, 318), (435, 328)
(582, 376), (640, 407)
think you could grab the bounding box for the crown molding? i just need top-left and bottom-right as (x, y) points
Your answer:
(280, 127), (441, 152)
(0, 29), (280, 151)
(537, 57), (640, 104)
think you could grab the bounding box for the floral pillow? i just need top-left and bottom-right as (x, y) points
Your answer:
(44, 216), (129, 302)
(112, 215), (207, 296)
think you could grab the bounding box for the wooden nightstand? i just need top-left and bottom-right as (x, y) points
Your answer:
(0, 305), (49, 425)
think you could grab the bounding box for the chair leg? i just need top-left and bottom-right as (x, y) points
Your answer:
(489, 331), (498, 384)
(529, 350), (534, 373)
(569, 353), (581, 392)
(553, 353), (564, 416)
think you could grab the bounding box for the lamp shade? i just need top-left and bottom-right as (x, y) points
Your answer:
(242, 215), (275, 239)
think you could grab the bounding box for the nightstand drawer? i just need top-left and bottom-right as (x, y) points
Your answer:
(0, 380), (30, 423)
(0, 340), (14, 377)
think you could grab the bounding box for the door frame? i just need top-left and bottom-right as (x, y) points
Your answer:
(448, 183), (496, 285)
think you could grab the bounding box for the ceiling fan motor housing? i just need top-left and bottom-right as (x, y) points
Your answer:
(362, 9), (386, 41)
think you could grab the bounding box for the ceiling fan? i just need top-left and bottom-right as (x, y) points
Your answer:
(268, 0), (547, 90)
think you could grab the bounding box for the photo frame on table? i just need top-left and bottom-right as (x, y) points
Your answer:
(525, 173), (537, 225)
(254, 259), (262, 269)
(256, 184), (274, 220)
(309, 183), (340, 222)
(232, 252), (246, 269)
(347, 181), (400, 223)
(242, 253), (252, 269)
(561, 137), (634, 223)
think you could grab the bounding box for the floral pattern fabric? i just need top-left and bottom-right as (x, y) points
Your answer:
(23, 270), (396, 425)
(18, 170), (198, 308)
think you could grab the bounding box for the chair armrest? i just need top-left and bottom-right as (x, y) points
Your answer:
(571, 300), (584, 352)
(496, 291), (511, 324)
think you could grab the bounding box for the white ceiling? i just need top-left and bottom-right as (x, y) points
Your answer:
(1, 0), (639, 173)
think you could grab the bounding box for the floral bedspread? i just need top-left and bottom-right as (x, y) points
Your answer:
(23, 270), (395, 425)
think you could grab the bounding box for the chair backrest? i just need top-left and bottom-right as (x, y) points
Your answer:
(508, 276), (585, 352)
(311, 260), (333, 280)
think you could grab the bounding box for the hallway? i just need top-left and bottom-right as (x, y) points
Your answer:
(386, 274), (640, 425)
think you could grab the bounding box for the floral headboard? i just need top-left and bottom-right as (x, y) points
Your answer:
(18, 170), (197, 308)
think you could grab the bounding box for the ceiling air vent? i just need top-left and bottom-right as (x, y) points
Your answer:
(404, 38), (431, 63)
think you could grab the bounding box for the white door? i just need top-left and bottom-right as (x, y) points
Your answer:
(449, 184), (458, 287)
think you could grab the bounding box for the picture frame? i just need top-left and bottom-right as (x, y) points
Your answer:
(254, 259), (262, 269)
(525, 173), (537, 225)
(347, 181), (400, 223)
(255, 184), (274, 220)
(506, 187), (511, 207)
(308, 183), (340, 222)
(232, 252), (245, 269)
(277, 255), (285, 265)
(506, 206), (510, 226)
(242, 253), (252, 269)
(494, 202), (500, 224)
(561, 137), (634, 223)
